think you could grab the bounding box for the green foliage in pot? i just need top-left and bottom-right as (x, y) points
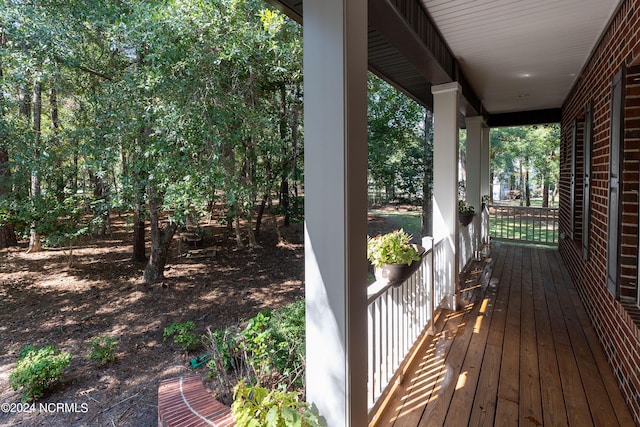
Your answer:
(458, 200), (475, 215)
(367, 229), (421, 268)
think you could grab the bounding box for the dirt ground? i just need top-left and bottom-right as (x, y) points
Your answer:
(0, 211), (398, 426)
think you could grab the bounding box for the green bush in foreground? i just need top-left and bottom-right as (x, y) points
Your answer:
(89, 336), (118, 365)
(232, 381), (319, 427)
(9, 345), (71, 402)
(206, 299), (306, 399)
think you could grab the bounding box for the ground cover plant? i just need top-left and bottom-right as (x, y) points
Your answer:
(88, 336), (119, 366)
(163, 321), (200, 352)
(9, 345), (72, 402)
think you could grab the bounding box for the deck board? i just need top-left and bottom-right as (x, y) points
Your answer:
(531, 247), (568, 427)
(518, 247), (543, 426)
(373, 244), (635, 427)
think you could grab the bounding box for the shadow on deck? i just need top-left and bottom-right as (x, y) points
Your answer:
(373, 244), (635, 427)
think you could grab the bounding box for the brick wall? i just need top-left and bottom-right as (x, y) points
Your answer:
(560, 0), (640, 423)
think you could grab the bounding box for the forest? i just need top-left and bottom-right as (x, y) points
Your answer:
(0, 0), (309, 283)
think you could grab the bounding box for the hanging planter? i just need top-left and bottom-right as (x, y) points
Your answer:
(458, 200), (476, 227)
(373, 245), (426, 286)
(367, 229), (425, 287)
(458, 212), (475, 226)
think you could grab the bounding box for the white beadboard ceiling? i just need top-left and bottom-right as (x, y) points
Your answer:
(422, 0), (622, 114)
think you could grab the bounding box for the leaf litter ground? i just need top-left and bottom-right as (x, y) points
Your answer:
(0, 211), (398, 426)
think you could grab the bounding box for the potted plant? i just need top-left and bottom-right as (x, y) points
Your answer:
(458, 200), (475, 226)
(367, 229), (424, 286)
(481, 194), (491, 210)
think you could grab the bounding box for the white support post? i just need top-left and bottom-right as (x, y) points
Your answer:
(481, 126), (491, 201)
(432, 82), (461, 311)
(304, 1), (368, 426)
(466, 116), (484, 252)
(481, 126), (491, 246)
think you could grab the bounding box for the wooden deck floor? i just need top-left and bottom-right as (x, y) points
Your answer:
(374, 244), (635, 427)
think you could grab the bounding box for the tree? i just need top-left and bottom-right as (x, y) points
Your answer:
(367, 74), (425, 204)
(421, 111), (434, 237)
(0, 0), (304, 282)
(490, 125), (559, 206)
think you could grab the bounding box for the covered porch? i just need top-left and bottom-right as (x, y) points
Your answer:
(264, 0), (638, 425)
(371, 244), (634, 426)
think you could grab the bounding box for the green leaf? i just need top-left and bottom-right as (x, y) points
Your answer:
(281, 406), (302, 427)
(265, 406), (280, 426)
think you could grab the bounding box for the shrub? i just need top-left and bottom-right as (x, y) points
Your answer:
(9, 345), (71, 402)
(163, 321), (200, 351)
(204, 325), (245, 405)
(89, 336), (118, 365)
(240, 310), (273, 375)
(268, 300), (305, 385)
(204, 299), (306, 405)
(231, 381), (319, 427)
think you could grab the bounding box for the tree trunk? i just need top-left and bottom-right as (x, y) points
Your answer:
(50, 86), (66, 203)
(291, 85), (301, 198)
(525, 169), (531, 207)
(280, 178), (290, 227)
(518, 163), (524, 206)
(246, 214), (260, 248)
(132, 43), (149, 262)
(50, 86), (59, 129)
(542, 176), (549, 208)
(234, 207), (245, 250)
(132, 146), (146, 262)
(19, 85), (31, 120)
(28, 80), (43, 253)
(278, 83), (291, 227)
(0, 32), (17, 248)
(0, 144), (18, 247)
(143, 186), (178, 284)
(89, 169), (109, 235)
(255, 194), (267, 237)
(132, 197), (146, 262)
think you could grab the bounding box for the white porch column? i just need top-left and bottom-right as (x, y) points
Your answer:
(465, 117), (483, 212)
(304, 1), (368, 426)
(481, 126), (491, 200)
(466, 116), (484, 251)
(432, 82), (461, 311)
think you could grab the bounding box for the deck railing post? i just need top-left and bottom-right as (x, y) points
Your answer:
(423, 236), (435, 335)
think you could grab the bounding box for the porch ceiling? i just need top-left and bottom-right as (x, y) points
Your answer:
(266, 0), (622, 124)
(422, 0), (622, 115)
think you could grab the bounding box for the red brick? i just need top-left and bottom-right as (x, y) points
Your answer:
(158, 376), (235, 427)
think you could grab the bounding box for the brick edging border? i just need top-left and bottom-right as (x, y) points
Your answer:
(158, 375), (235, 427)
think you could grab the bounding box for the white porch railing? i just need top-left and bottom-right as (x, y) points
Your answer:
(489, 204), (559, 245)
(366, 223), (485, 417)
(366, 236), (436, 413)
